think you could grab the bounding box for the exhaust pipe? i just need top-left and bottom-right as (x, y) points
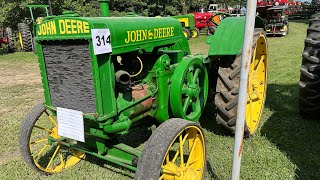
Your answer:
(115, 70), (131, 85)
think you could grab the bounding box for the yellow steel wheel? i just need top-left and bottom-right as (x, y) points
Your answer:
(245, 32), (267, 135)
(191, 28), (200, 38)
(19, 102), (85, 175)
(18, 32), (23, 49)
(214, 29), (268, 136)
(135, 118), (206, 180)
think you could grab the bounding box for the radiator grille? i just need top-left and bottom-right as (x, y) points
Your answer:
(42, 40), (96, 113)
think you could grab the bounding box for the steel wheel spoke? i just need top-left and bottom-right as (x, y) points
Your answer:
(166, 154), (170, 164)
(45, 111), (57, 126)
(30, 138), (47, 145)
(34, 144), (49, 160)
(179, 135), (185, 167)
(183, 97), (191, 113)
(192, 99), (201, 112)
(161, 166), (180, 176)
(59, 151), (65, 167)
(46, 144), (61, 170)
(33, 125), (53, 133)
(159, 174), (165, 180)
(172, 133), (188, 163)
(192, 68), (201, 84)
(186, 138), (199, 167)
(187, 67), (194, 84)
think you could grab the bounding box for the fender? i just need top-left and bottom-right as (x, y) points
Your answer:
(206, 16), (265, 56)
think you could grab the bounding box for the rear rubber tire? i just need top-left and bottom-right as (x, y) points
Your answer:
(299, 13), (320, 119)
(4, 27), (15, 53)
(32, 37), (37, 54)
(18, 23), (33, 52)
(214, 29), (267, 137)
(206, 26), (216, 36)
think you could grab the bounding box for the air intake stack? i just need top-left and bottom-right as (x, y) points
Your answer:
(98, 0), (110, 17)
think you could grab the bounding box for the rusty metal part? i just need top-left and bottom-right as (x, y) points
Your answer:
(130, 85), (153, 118)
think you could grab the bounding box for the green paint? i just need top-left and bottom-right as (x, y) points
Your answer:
(170, 56), (209, 121)
(30, 0), (247, 173)
(207, 16), (266, 56)
(98, 0), (110, 17)
(36, 43), (52, 106)
(206, 17), (246, 56)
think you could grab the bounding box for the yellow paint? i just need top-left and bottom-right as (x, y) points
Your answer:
(178, 18), (189, 27)
(83, 22), (89, 33)
(160, 125), (205, 179)
(245, 33), (268, 135)
(18, 32), (23, 49)
(30, 111), (85, 174)
(65, 19), (71, 34)
(183, 31), (188, 39)
(125, 27), (174, 43)
(77, 21), (83, 33)
(38, 19), (90, 36)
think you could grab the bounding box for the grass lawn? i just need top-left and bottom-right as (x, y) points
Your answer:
(1, 20), (319, 179)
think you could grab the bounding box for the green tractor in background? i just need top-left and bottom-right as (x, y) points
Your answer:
(19, 0), (268, 178)
(299, 13), (320, 118)
(173, 14), (200, 39)
(18, 4), (50, 52)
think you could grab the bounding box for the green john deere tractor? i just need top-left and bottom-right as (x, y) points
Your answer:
(173, 14), (200, 39)
(19, 0), (268, 178)
(18, 4), (50, 52)
(299, 13), (320, 118)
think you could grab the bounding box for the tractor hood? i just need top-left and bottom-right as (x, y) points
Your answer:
(35, 16), (185, 55)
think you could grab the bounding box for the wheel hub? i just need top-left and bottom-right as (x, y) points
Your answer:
(187, 84), (200, 98)
(245, 35), (267, 135)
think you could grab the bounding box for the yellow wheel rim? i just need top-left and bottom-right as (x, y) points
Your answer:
(183, 31), (188, 39)
(160, 126), (205, 180)
(245, 34), (268, 135)
(191, 30), (198, 38)
(18, 32), (23, 49)
(29, 110), (85, 174)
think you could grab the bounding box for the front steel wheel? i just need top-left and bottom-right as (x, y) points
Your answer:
(170, 57), (209, 121)
(19, 102), (85, 175)
(135, 118), (206, 180)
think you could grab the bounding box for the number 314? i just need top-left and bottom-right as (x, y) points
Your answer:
(96, 35), (111, 46)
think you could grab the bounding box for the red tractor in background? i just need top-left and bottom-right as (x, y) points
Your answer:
(192, 7), (230, 36)
(257, 0), (288, 19)
(0, 27), (15, 53)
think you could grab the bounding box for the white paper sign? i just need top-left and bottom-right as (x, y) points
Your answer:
(91, 29), (112, 55)
(57, 107), (85, 142)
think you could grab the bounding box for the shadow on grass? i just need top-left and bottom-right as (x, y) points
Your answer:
(80, 122), (154, 179)
(261, 83), (320, 179)
(84, 155), (135, 179)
